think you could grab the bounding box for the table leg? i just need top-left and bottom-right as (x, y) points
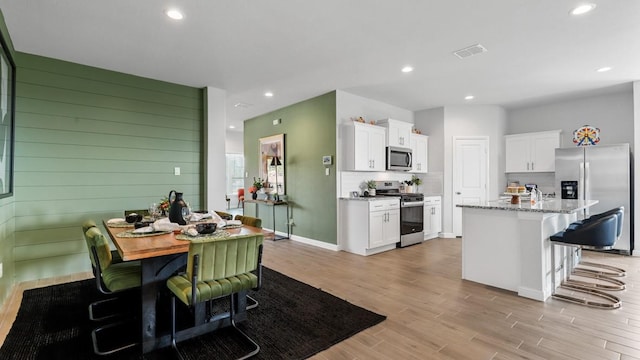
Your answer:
(140, 253), (187, 354)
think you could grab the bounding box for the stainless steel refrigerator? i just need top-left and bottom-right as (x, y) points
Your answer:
(555, 144), (633, 254)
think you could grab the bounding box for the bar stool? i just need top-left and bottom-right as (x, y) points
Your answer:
(572, 207), (626, 278)
(549, 213), (622, 309)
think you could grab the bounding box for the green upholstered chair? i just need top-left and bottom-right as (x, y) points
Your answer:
(83, 220), (122, 272)
(166, 233), (264, 359)
(85, 226), (141, 355)
(234, 214), (262, 228)
(215, 210), (233, 220)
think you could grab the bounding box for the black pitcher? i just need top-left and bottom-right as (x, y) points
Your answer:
(168, 190), (187, 225)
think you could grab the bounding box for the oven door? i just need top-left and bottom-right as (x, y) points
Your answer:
(400, 201), (424, 235)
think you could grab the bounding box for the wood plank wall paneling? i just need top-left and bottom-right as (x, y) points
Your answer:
(13, 53), (204, 282)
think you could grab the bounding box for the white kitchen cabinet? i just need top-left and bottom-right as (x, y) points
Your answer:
(505, 130), (561, 172)
(423, 196), (441, 240)
(410, 133), (428, 173)
(377, 118), (412, 147)
(342, 121), (386, 171)
(340, 198), (400, 256)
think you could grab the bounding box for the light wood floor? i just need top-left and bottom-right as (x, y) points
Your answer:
(1, 238), (639, 359)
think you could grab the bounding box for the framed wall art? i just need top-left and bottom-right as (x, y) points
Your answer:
(259, 134), (285, 195)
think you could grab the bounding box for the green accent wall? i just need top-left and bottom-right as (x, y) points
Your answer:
(243, 92), (337, 244)
(13, 53), (204, 281)
(0, 10), (16, 310)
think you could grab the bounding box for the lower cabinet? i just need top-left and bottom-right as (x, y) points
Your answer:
(340, 198), (400, 256)
(424, 196), (442, 240)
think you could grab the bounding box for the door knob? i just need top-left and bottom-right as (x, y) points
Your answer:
(455, 192), (461, 195)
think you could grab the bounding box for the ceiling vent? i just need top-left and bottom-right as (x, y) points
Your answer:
(453, 44), (487, 59)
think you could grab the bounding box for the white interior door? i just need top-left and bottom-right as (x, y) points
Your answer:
(453, 137), (488, 237)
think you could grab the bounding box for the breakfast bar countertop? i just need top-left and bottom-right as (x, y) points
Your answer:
(456, 199), (598, 214)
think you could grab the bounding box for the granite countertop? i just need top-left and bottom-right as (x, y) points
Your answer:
(339, 196), (401, 201)
(456, 199), (598, 214)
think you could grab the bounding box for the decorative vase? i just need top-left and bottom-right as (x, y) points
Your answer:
(252, 192), (258, 200)
(368, 188), (376, 196)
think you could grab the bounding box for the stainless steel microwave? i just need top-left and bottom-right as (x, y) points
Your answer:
(386, 146), (412, 171)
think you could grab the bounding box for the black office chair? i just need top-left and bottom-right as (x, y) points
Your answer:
(549, 213), (622, 309)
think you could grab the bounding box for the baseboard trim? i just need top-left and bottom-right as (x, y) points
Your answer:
(287, 233), (339, 251)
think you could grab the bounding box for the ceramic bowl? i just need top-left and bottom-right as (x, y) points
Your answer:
(126, 213), (143, 223)
(196, 223), (217, 234)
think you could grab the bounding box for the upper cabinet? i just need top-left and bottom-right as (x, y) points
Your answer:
(342, 121), (386, 171)
(377, 119), (412, 147)
(505, 130), (561, 172)
(410, 133), (428, 173)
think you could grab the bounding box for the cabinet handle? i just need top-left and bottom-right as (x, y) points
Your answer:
(531, 162), (534, 171)
(527, 162), (530, 170)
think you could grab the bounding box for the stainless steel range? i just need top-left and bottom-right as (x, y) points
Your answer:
(376, 181), (424, 247)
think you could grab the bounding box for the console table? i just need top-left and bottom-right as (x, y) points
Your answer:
(243, 199), (290, 240)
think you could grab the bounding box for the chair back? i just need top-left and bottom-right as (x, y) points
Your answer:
(83, 219), (97, 233)
(185, 234), (264, 284)
(234, 215), (262, 228)
(85, 227), (114, 272)
(564, 213), (618, 248)
(215, 210), (233, 220)
(238, 188), (245, 197)
(589, 207), (624, 238)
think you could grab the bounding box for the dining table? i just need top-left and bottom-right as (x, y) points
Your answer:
(103, 220), (266, 354)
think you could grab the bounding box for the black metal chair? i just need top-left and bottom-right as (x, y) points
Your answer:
(549, 213), (622, 309)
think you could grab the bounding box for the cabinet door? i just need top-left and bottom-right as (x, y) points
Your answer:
(505, 135), (530, 172)
(382, 209), (400, 246)
(386, 121), (412, 147)
(433, 203), (442, 233)
(369, 127), (386, 171)
(531, 133), (560, 172)
(353, 125), (372, 170)
(411, 134), (428, 173)
(423, 204), (433, 234)
(369, 211), (386, 248)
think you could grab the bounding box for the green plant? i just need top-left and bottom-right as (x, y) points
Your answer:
(252, 177), (264, 190)
(366, 180), (376, 189)
(411, 175), (422, 186)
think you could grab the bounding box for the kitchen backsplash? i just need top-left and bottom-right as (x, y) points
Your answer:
(339, 171), (443, 197)
(506, 172), (556, 195)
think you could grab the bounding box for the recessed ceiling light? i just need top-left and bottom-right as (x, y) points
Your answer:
(596, 66), (612, 72)
(229, 125), (236, 129)
(401, 66), (414, 73)
(570, 4), (596, 16)
(166, 9), (184, 20)
(264, 92), (274, 97)
(465, 95), (475, 100)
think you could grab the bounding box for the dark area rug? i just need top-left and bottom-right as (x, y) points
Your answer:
(0, 267), (385, 360)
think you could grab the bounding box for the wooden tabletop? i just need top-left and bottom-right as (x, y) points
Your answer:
(104, 221), (266, 261)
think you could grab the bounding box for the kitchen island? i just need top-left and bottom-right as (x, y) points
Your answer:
(457, 199), (598, 301)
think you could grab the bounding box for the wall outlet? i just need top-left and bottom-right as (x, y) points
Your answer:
(174, 167), (181, 176)
(288, 218), (295, 226)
